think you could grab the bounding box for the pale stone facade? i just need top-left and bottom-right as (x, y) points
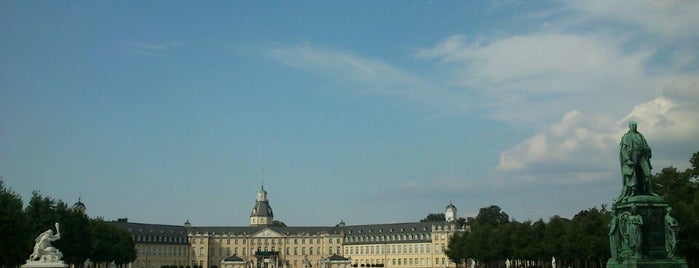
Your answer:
(113, 186), (466, 268)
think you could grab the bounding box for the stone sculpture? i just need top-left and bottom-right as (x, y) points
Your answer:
(28, 222), (63, 263)
(627, 209), (643, 259)
(608, 208), (620, 259)
(665, 207), (679, 258)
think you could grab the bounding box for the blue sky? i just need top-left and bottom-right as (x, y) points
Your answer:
(2, 1), (698, 227)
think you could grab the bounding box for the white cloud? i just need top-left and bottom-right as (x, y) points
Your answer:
(413, 1), (699, 188)
(266, 1), (699, 192)
(496, 110), (618, 182)
(565, 1), (699, 40)
(495, 87), (699, 186)
(416, 32), (661, 124)
(268, 44), (471, 114)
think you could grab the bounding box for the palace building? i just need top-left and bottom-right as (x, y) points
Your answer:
(112, 185), (466, 268)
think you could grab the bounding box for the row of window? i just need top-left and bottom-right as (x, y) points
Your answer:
(136, 243), (447, 259)
(347, 226), (427, 235)
(345, 233), (431, 243)
(136, 242), (447, 258)
(354, 257), (448, 267)
(193, 246), (345, 257)
(193, 237), (343, 245)
(135, 235), (187, 244)
(346, 243), (445, 255)
(136, 245), (189, 256)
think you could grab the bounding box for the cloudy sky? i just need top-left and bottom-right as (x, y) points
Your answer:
(2, 1), (698, 227)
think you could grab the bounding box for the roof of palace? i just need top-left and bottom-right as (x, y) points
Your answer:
(112, 220), (459, 241)
(250, 199), (274, 217)
(113, 222), (188, 234)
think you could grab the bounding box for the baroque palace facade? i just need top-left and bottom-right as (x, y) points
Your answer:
(113, 185), (466, 268)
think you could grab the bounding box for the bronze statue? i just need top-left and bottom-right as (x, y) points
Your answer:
(618, 121), (655, 201)
(608, 208), (620, 259)
(665, 207), (679, 258)
(627, 207), (643, 259)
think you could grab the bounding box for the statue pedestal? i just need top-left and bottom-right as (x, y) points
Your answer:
(607, 258), (688, 268)
(607, 196), (688, 268)
(22, 261), (69, 268)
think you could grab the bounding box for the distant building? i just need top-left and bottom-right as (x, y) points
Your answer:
(112, 184), (466, 268)
(72, 197), (86, 213)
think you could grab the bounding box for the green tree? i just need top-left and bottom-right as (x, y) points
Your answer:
(90, 219), (136, 268)
(528, 219), (547, 261)
(567, 207), (609, 268)
(113, 227), (137, 267)
(652, 151), (699, 267)
(0, 180), (30, 268)
(420, 213), (445, 222)
(508, 221), (536, 260)
(543, 216), (570, 262)
(468, 205), (509, 228)
(445, 232), (467, 267)
(55, 205), (93, 267)
(271, 220), (287, 227)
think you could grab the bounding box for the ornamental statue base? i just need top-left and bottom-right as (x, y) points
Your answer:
(607, 258), (688, 268)
(607, 196), (687, 268)
(22, 261), (69, 268)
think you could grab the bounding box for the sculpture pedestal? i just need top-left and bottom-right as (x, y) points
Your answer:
(22, 261), (69, 268)
(607, 196), (687, 268)
(607, 258), (688, 268)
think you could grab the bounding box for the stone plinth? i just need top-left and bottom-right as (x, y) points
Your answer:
(22, 261), (68, 268)
(607, 258), (688, 268)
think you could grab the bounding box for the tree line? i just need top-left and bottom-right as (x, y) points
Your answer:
(445, 151), (699, 268)
(0, 186), (136, 268)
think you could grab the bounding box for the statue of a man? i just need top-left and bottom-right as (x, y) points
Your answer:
(28, 222), (63, 262)
(618, 120), (654, 200)
(665, 207), (679, 258)
(608, 208), (620, 259)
